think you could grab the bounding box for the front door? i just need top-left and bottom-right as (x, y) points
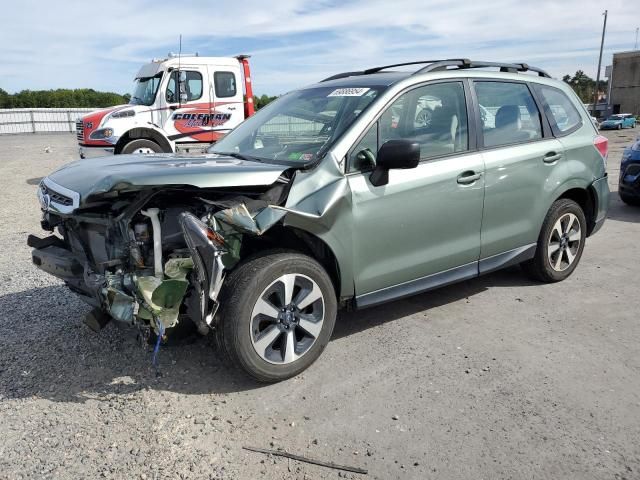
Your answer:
(160, 65), (213, 144)
(347, 81), (485, 305)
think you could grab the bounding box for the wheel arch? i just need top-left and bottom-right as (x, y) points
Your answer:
(241, 225), (347, 302)
(554, 185), (598, 236)
(115, 127), (173, 154)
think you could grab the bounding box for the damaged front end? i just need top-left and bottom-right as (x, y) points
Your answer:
(29, 174), (293, 343)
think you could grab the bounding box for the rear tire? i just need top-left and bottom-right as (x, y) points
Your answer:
(121, 139), (164, 154)
(521, 199), (586, 283)
(215, 251), (337, 383)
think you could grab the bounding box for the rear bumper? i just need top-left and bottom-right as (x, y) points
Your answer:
(589, 174), (610, 236)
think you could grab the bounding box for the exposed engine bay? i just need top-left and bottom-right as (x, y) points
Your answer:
(29, 172), (299, 341)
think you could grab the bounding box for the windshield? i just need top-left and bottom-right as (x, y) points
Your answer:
(209, 85), (384, 164)
(129, 72), (163, 106)
(608, 115), (623, 120)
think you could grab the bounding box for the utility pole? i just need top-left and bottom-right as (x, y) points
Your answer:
(635, 27), (639, 50)
(592, 10), (607, 117)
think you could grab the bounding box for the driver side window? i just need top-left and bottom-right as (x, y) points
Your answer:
(348, 82), (469, 173)
(166, 71), (203, 103)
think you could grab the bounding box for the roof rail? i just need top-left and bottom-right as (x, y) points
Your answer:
(414, 59), (551, 77)
(320, 58), (551, 82)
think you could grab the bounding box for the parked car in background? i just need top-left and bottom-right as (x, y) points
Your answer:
(30, 59), (609, 382)
(619, 136), (640, 205)
(600, 113), (636, 130)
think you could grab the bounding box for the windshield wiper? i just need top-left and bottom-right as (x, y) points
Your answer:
(213, 151), (264, 163)
(130, 95), (144, 105)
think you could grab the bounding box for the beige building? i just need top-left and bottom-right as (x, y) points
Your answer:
(609, 50), (640, 115)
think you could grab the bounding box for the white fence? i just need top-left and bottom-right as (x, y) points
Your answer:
(0, 108), (95, 135)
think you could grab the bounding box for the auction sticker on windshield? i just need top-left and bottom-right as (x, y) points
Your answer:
(328, 88), (370, 97)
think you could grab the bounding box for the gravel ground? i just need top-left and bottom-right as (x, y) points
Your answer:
(0, 131), (639, 480)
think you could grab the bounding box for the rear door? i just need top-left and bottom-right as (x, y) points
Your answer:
(473, 80), (564, 268)
(347, 80), (485, 304)
(209, 66), (245, 141)
(161, 65), (212, 144)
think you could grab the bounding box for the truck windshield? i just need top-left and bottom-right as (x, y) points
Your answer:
(209, 85), (384, 164)
(129, 72), (163, 106)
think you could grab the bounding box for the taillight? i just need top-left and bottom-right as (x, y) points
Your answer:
(594, 135), (608, 165)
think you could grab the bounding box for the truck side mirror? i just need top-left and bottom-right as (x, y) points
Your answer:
(369, 140), (420, 187)
(178, 71), (188, 104)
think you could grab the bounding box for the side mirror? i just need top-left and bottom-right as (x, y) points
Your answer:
(369, 140), (420, 187)
(178, 71), (188, 104)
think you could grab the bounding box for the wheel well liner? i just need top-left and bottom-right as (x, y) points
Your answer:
(115, 128), (173, 154)
(557, 187), (597, 236)
(241, 226), (342, 298)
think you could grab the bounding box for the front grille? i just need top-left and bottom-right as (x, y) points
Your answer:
(76, 119), (84, 142)
(624, 164), (640, 177)
(42, 183), (73, 207)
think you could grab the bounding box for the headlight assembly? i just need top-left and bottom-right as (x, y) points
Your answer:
(110, 109), (135, 119)
(89, 128), (115, 139)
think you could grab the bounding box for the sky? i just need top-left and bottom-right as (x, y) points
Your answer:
(0, 0), (638, 96)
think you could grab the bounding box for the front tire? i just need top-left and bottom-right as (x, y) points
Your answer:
(215, 251), (337, 382)
(521, 199), (586, 282)
(121, 139), (164, 154)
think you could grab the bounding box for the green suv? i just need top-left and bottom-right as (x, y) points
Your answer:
(30, 59), (610, 382)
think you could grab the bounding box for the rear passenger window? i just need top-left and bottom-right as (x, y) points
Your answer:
(379, 82), (469, 160)
(535, 85), (582, 135)
(214, 72), (237, 98)
(475, 82), (542, 148)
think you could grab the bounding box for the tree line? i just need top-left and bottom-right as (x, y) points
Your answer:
(0, 87), (277, 109)
(1, 72), (601, 109)
(561, 71), (607, 104)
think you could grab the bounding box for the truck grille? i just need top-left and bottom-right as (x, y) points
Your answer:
(76, 120), (84, 142)
(41, 183), (74, 207)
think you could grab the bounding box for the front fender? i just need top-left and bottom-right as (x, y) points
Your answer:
(116, 126), (174, 153)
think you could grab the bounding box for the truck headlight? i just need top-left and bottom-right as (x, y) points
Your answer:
(111, 109), (135, 119)
(90, 128), (114, 139)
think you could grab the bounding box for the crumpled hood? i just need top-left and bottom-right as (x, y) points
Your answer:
(47, 153), (290, 203)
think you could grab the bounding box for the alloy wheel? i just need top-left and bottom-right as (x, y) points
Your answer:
(547, 212), (581, 272)
(133, 147), (156, 154)
(250, 273), (325, 365)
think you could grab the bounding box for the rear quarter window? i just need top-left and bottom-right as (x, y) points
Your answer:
(214, 72), (237, 98)
(535, 85), (583, 135)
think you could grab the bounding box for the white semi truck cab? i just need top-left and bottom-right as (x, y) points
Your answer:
(77, 54), (255, 157)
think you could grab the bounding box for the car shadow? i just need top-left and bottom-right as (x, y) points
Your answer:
(605, 189), (640, 223)
(0, 266), (537, 403)
(333, 265), (536, 339)
(26, 177), (43, 185)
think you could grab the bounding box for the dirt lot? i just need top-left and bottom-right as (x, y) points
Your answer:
(0, 130), (639, 480)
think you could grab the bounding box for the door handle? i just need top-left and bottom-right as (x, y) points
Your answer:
(543, 152), (562, 163)
(457, 171), (482, 185)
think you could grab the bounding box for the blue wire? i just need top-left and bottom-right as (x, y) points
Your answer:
(152, 319), (164, 368)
